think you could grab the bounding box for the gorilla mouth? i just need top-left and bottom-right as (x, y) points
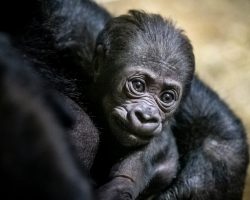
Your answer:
(113, 116), (153, 142)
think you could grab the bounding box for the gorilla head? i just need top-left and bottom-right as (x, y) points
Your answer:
(91, 10), (195, 147)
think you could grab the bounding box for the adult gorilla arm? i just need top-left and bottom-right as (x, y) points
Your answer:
(0, 0), (109, 170)
(154, 77), (249, 200)
(0, 0), (103, 197)
(0, 34), (92, 200)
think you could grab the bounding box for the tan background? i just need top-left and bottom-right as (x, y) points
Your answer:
(96, 0), (250, 199)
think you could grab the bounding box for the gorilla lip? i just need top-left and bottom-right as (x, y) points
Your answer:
(113, 116), (153, 141)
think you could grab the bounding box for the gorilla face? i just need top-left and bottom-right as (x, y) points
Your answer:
(92, 11), (194, 147)
(101, 66), (183, 147)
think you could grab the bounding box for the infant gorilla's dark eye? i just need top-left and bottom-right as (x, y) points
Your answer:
(160, 91), (176, 104)
(132, 79), (145, 93)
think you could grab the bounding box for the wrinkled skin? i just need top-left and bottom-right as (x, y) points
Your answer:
(101, 67), (182, 146)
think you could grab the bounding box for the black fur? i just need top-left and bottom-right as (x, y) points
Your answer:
(157, 77), (249, 200)
(0, 34), (92, 200)
(0, 0), (248, 200)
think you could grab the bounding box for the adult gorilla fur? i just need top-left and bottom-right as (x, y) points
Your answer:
(0, 0), (248, 200)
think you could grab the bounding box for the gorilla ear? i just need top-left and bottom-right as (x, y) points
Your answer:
(93, 44), (104, 82)
(96, 44), (104, 54)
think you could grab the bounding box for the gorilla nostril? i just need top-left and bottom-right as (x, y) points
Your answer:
(135, 110), (146, 123)
(135, 110), (159, 124)
(149, 117), (159, 124)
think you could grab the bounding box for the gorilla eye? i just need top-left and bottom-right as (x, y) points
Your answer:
(160, 91), (176, 104)
(131, 79), (145, 93)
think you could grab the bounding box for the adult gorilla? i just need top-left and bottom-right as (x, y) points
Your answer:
(0, 34), (93, 200)
(0, 0), (248, 200)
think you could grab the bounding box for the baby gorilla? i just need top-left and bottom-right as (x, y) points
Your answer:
(90, 10), (194, 200)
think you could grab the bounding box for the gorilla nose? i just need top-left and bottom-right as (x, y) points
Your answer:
(128, 105), (161, 136)
(134, 110), (159, 124)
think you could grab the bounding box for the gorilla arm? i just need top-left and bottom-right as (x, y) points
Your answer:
(96, 129), (178, 200)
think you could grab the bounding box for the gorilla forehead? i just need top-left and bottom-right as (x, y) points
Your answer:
(102, 11), (192, 55)
(100, 10), (194, 75)
(97, 10), (195, 95)
(106, 53), (187, 85)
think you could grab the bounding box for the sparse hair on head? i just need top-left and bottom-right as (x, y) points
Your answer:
(95, 10), (195, 96)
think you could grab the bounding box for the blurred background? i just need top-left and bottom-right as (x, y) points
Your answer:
(96, 0), (250, 199)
